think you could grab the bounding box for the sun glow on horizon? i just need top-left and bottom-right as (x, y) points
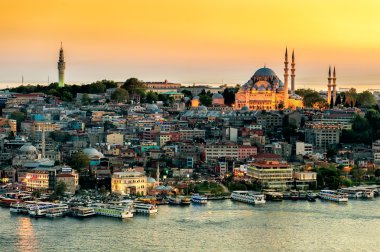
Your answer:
(1, 0), (380, 89)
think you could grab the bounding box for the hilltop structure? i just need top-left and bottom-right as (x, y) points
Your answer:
(58, 42), (65, 88)
(234, 48), (303, 110)
(327, 66), (337, 105)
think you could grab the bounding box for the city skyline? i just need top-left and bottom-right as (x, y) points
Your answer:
(1, 0), (380, 91)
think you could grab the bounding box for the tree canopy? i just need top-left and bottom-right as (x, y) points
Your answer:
(69, 152), (90, 172)
(356, 91), (376, 107)
(111, 88), (129, 103)
(122, 78), (146, 96)
(295, 89), (327, 108)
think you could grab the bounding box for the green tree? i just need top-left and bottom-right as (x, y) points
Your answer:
(314, 166), (341, 190)
(81, 93), (91, 105)
(296, 89), (326, 108)
(55, 181), (67, 197)
(181, 89), (193, 98)
(357, 91), (376, 107)
(199, 95), (212, 106)
(122, 78), (146, 96)
(345, 88), (357, 107)
(145, 91), (159, 104)
(89, 82), (106, 94)
(49, 131), (71, 143)
(111, 88), (129, 102)
(61, 91), (73, 102)
(32, 190), (41, 199)
(222, 88), (236, 106)
(69, 152), (90, 172)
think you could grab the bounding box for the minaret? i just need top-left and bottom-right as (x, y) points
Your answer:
(156, 162), (160, 182)
(283, 47), (289, 108)
(58, 42), (65, 88)
(327, 66), (332, 105)
(332, 66), (337, 105)
(41, 129), (45, 159)
(291, 50), (296, 94)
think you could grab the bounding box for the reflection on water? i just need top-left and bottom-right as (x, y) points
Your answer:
(1, 199), (380, 251)
(17, 217), (37, 251)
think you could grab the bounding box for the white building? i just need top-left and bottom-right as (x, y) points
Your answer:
(296, 141), (313, 156)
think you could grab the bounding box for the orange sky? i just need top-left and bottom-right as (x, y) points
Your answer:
(1, 0), (380, 90)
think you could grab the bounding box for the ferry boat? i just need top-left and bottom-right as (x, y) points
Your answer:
(70, 206), (96, 218)
(168, 197), (182, 206)
(319, 190), (348, 202)
(134, 204), (158, 214)
(338, 187), (375, 199)
(46, 208), (66, 218)
(29, 203), (69, 218)
(10, 203), (24, 213)
(180, 197), (191, 206)
(231, 191), (266, 204)
(93, 204), (133, 219)
(263, 190), (283, 201)
(191, 194), (207, 204)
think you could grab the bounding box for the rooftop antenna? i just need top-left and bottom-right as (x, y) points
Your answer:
(48, 75), (50, 84)
(22, 75), (24, 85)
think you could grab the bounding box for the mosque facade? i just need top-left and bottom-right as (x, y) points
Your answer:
(234, 49), (303, 110)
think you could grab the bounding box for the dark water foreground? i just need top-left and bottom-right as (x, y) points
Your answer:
(1, 199), (379, 252)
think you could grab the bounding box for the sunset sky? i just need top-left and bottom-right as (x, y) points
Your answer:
(1, 0), (380, 90)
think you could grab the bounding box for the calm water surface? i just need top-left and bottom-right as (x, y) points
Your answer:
(1, 199), (380, 252)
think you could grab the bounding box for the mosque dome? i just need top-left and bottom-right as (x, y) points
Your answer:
(192, 96), (200, 100)
(146, 104), (159, 110)
(241, 105), (249, 111)
(19, 144), (37, 154)
(253, 67), (277, 78)
(199, 105), (208, 111)
(83, 148), (104, 159)
(147, 177), (156, 183)
(212, 93), (223, 99)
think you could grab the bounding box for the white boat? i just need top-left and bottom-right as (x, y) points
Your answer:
(319, 190), (348, 202)
(29, 203), (69, 218)
(134, 204), (158, 214)
(191, 194), (207, 204)
(93, 204), (133, 219)
(339, 187), (375, 199)
(10, 203), (24, 213)
(46, 208), (66, 218)
(70, 206), (96, 217)
(231, 191), (266, 204)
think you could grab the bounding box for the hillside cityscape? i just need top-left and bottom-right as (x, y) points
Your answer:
(3, 1), (380, 250)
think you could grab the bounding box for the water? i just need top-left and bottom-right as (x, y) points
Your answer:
(1, 199), (380, 252)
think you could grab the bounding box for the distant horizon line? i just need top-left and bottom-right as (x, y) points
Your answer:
(1, 81), (379, 92)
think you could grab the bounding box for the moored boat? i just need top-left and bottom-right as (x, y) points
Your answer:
(319, 190), (348, 202)
(180, 197), (191, 206)
(10, 203), (24, 213)
(93, 204), (133, 219)
(263, 190), (283, 201)
(168, 197), (182, 206)
(70, 206), (96, 217)
(231, 191), (266, 204)
(134, 204), (158, 214)
(191, 194), (207, 204)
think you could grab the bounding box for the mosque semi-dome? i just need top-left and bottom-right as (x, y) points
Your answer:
(19, 144), (37, 154)
(212, 93), (224, 99)
(198, 105), (208, 111)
